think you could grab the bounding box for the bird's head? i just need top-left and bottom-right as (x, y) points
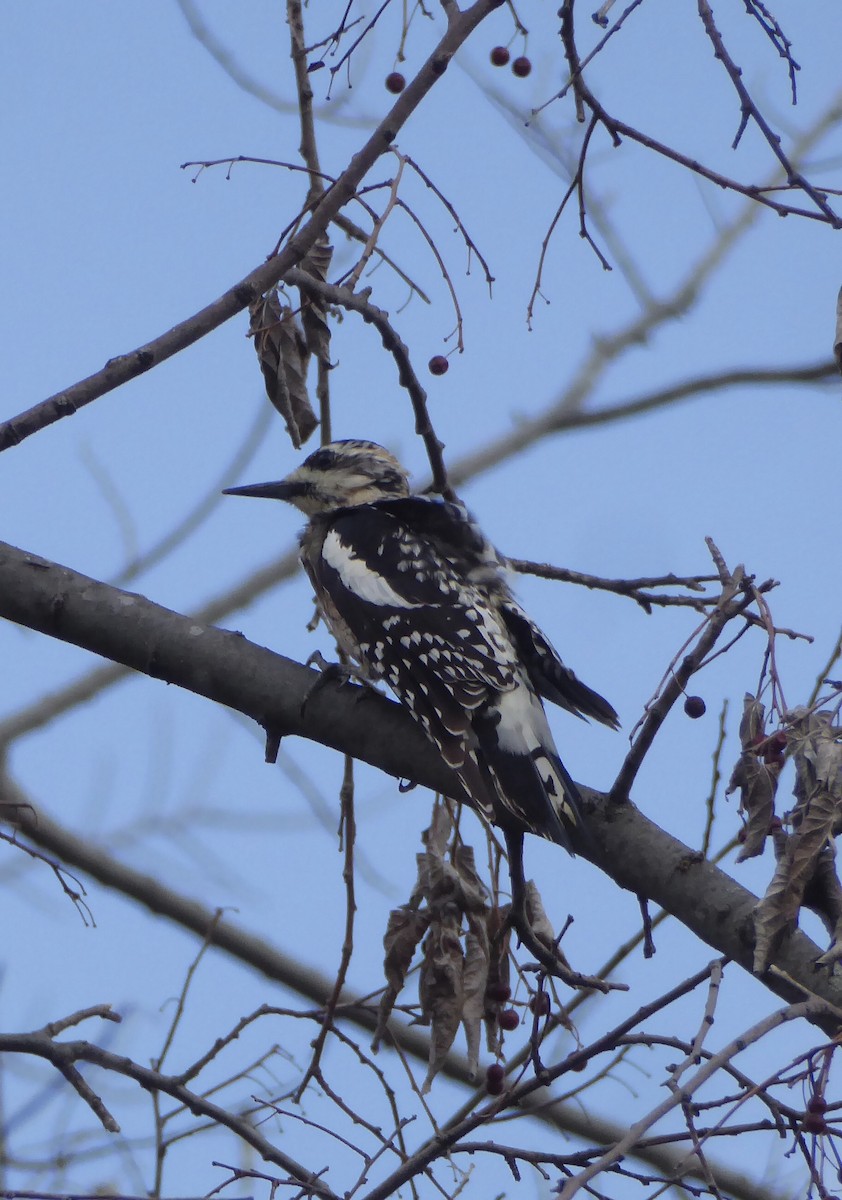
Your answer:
(224, 439), (411, 516)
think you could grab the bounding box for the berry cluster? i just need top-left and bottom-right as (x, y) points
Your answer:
(489, 47), (532, 76)
(483, 982), (552, 1093)
(386, 49), (533, 94)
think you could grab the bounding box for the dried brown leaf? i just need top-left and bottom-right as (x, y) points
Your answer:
(461, 926), (489, 1078)
(484, 904), (512, 1056)
(419, 912), (464, 1092)
(524, 881), (558, 950)
(383, 905), (430, 993)
(807, 846), (842, 964)
(733, 758), (780, 862)
(249, 290), (317, 448)
(753, 845), (799, 974)
(373, 904), (430, 1050)
(425, 855), (462, 914)
(790, 708), (842, 820)
(452, 844), (490, 913)
(727, 695), (779, 861)
(424, 802), (453, 859)
(420, 805), (472, 919)
(407, 852), (428, 910)
(299, 236), (334, 365)
(737, 694), (767, 746)
(754, 709), (842, 972)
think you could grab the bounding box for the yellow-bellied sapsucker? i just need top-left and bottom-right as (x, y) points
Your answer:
(226, 440), (618, 912)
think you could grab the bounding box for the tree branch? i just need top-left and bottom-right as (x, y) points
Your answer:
(0, 1020), (338, 1199)
(0, 775), (795, 1200)
(1, 539), (842, 1027)
(0, 0), (499, 454)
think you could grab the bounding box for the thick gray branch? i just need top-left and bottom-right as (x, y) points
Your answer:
(1, 539), (841, 1026)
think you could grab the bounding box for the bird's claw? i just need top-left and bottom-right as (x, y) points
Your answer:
(300, 651), (377, 716)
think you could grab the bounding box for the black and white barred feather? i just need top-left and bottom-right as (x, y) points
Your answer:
(225, 440), (618, 852)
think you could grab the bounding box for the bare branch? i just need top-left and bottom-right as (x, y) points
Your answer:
(0, 1019), (338, 1198)
(285, 267), (451, 494)
(0, 0), (501, 454)
(555, 1000), (834, 1200)
(612, 544), (759, 800)
(294, 756), (358, 1100)
(2, 543), (842, 1024)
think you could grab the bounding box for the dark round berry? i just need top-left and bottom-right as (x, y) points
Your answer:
(684, 695), (706, 719)
(802, 1110), (828, 1135)
(486, 981), (511, 1004)
(486, 1063), (506, 1095)
(512, 56), (532, 78)
(498, 1008), (519, 1031)
(428, 354), (449, 376)
(385, 72), (406, 94)
(490, 46), (510, 67)
(808, 1096), (828, 1115)
(529, 992), (551, 1017)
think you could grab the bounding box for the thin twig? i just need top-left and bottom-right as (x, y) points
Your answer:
(696, 0), (829, 226)
(182, 156), (430, 301)
(0, 0), (501, 454)
(285, 267), (451, 495)
(535, 0), (645, 107)
(344, 155), (406, 292)
(666, 959), (726, 1090)
(509, 558), (719, 613)
(611, 542), (758, 801)
(0, 1024), (339, 1198)
(402, 154), (495, 291)
(294, 756), (358, 1100)
(154, 909), (224, 1072)
(554, 999), (832, 1200)
(288, 0), (325, 208)
(0, 828), (94, 926)
(700, 699), (729, 859)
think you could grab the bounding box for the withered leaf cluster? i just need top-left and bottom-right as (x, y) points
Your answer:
(248, 243), (334, 451)
(298, 235), (334, 369)
(727, 695), (784, 863)
(728, 696), (842, 973)
(249, 289), (317, 448)
(374, 803), (525, 1092)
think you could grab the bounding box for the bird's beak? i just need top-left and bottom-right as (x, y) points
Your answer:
(223, 480), (300, 501)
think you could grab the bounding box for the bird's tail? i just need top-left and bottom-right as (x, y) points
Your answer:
(468, 682), (583, 853)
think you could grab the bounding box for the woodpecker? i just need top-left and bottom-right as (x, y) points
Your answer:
(226, 438), (617, 858)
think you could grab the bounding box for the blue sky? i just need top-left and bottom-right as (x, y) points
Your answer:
(0, 4), (841, 1197)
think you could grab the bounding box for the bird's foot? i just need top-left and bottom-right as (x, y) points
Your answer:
(300, 651), (378, 716)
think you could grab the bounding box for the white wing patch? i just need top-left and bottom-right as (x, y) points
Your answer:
(322, 529), (422, 609)
(491, 682), (556, 755)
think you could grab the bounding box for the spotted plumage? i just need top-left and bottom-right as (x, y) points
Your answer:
(225, 440), (618, 853)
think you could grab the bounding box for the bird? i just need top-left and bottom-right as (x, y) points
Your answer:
(225, 439), (618, 958)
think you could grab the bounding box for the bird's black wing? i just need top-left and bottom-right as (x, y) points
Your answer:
(307, 499), (588, 846)
(381, 497), (620, 729)
(309, 501), (517, 782)
(499, 600), (619, 729)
